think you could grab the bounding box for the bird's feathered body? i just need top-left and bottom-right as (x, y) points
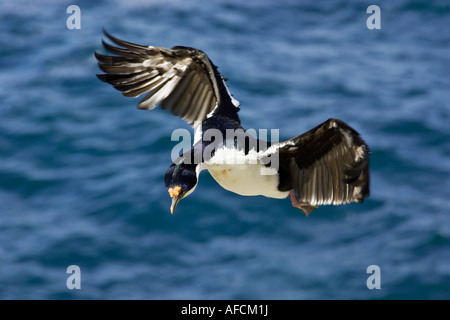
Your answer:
(204, 151), (289, 199)
(96, 31), (370, 215)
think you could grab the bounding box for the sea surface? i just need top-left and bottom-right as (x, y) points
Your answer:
(0, 0), (449, 300)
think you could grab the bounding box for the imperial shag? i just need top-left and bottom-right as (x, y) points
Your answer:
(95, 31), (370, 215)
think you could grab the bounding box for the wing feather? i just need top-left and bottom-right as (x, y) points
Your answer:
(278, 118), (370, 212)
(96, 30), (239, 127)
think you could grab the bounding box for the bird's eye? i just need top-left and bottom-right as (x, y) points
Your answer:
(182, 184), (187, 191)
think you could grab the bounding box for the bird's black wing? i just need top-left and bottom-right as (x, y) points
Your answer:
(274, 118), (370, 214)
(95, 30), (240, 127)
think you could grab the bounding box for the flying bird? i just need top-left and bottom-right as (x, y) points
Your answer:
(95, 31), (370, 215)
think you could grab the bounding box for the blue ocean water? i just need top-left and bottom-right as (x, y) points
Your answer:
(0, 0), (449, 300)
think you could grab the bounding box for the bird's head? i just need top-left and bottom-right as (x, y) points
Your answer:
(164, 161), (198, 214)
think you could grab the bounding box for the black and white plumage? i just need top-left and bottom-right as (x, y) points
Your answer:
(95, 31), (239, 126)
(96, 31), (370, 215)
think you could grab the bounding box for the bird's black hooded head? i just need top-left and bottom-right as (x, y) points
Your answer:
(164, 160), (198, 214)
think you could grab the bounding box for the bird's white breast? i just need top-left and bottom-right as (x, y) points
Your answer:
(200, 147), (289, 199)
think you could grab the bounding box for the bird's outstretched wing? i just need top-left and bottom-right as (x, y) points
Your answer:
(95, 30), (240, 127)
(275, 118), (370, 214)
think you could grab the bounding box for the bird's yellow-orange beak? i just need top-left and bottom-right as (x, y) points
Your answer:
(170, 196), (181, 214)
(168, 186), (182, 214)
